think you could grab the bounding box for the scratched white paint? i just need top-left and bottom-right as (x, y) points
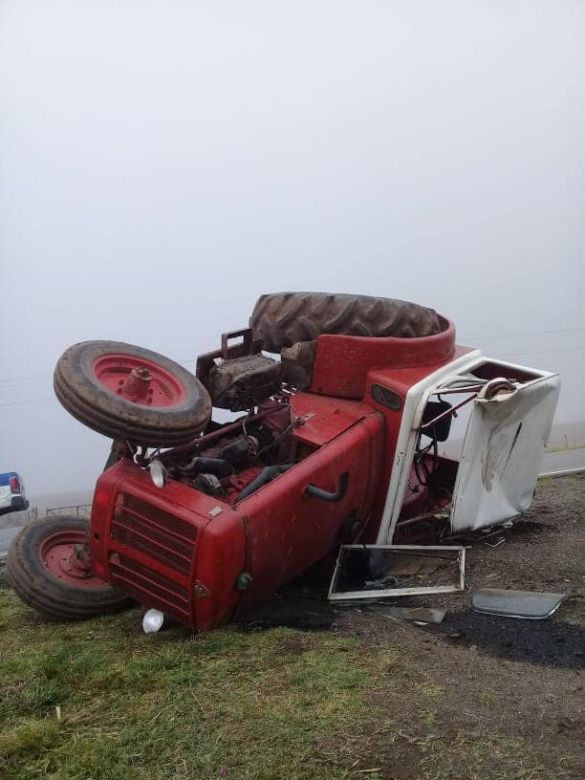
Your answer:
(379, 355), (560, 543)
(450, 373), (560, 531)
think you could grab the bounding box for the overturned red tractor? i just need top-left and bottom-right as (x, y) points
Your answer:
(8, 293), (560, 631)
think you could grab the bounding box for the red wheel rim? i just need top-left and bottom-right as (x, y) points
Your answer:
(39, 530), (108, 589)
(92, 354), (186, 408)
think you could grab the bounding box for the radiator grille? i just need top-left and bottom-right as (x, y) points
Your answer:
(109, 554), (191, 620)
(111, 494), (196, 576)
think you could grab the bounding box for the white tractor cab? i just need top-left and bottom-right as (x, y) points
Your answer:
(379, 351), (560, 544)
(329, 352), (559, 603)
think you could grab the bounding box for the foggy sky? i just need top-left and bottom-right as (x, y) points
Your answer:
(1, 1), (583, 500)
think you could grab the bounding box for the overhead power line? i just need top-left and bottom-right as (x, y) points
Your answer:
(0, 346), (584, 411)
(0, 327), (583, 390)
(0, 398), (55, 408)
(0, 373), (53, 386)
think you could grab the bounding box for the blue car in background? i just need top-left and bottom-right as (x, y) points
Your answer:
(0, 472), (29, 515)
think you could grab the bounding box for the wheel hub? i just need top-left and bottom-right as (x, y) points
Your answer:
(40, 530), (108, 589)
(58, 544), (94, 579)
(91, 352), (186, 408)
(119, 366), (153, 402)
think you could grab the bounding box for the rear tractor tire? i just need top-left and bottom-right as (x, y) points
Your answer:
(250, 292), (446, 353)
(6, 515), (131, 621)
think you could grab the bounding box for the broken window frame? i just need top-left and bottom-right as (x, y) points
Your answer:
(328, 544), (466, 602)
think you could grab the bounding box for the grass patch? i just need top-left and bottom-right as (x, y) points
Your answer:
(475, 690), (493, 706)
(0, 590), (395, 780)
(417, 683), (446, 700)
(0, 582), (571, 780)
(420, 732), (546, 780)
(419, 710), (438, 726)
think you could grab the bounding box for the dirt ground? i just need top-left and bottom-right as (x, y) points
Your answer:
(2, 475), (583, 779)
(240, 474), (585, 779)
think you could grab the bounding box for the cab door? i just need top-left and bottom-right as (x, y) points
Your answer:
(450, 374), (560, 532)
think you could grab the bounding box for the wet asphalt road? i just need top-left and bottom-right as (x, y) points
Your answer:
(541, 448), (585, 474)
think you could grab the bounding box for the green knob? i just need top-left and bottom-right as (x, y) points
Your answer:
(236, 571), (253, 591)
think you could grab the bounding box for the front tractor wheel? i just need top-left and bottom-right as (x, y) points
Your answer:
(6, 515), (131, 621)
(54, 340), (212, 447)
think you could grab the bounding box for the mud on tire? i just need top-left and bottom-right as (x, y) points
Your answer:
(54, 340), (212, 447)
(250, 292), (446, 352)
(6, 515), (132, 621)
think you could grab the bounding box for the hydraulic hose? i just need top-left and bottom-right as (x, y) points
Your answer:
(237, 464), (293, 501)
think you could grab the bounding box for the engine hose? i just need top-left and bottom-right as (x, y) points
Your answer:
(179, 457), (234, 478)
(237, 464), (293, 501)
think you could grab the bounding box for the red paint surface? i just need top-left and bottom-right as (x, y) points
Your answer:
(310, 320), (456, 399)
(90, 394), (384, 630)
(92, 354), (186, 407)
(40, 529), (107, 589)
(89, 334), (474, 632)
(91, 461), (245, 629)
(239, 411), (384, 605)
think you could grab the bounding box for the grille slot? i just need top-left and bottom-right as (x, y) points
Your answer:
(109, 555), (190, 619)
(111, 494), (196, 576)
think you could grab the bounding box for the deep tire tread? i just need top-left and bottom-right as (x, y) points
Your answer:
(250, 292), (446, 352)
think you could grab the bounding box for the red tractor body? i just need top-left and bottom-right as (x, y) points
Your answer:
(8, 293), (560, 631)
(90, 393), (384, 631)
(88, 322), (472, 631)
